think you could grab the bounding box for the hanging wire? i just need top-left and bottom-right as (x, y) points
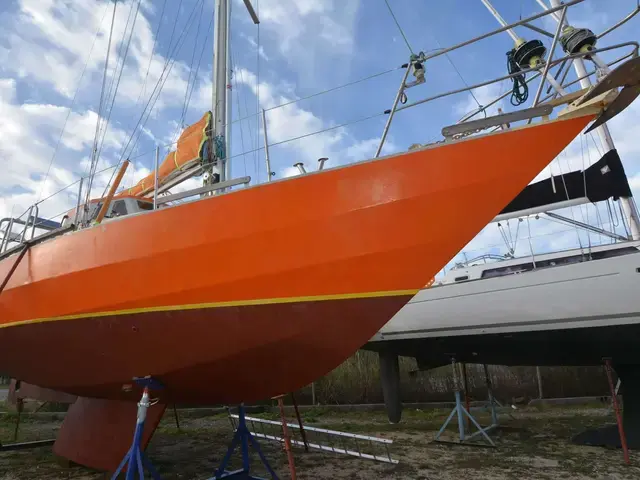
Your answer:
(383, 0), (414, 54)
(234, 69), (259, 179)
(608, 198), (620, 228)
(255, 0), (261, 181)
(170, 0), (212, 147)
(133, 0), (168, 112)
(619, 200), (631, 238)
(35, 2), (111, 203)
(122, 0), (195, 152)
(96, 0), (143, 164)
(429, 35), (484, 115)
(103, 0), (204, 195)
(85, 0), (118, 205)
(100, 0), (139, 121)
(588, 131), (604, 157)
(125, 0), (202, 152)
(526, 217), (537, 268)
(227, 66), (401, 128)
(183, 15), (214, 119)
(230, 47), (249, 177)
(181, 0), (206, 122)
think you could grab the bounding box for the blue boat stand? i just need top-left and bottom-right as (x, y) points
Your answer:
(210, 404), (279, 479)
(111, 376), (163, 480)
(434, 360), (498, 447)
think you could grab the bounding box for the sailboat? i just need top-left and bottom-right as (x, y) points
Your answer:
(1, 0), (639, 470)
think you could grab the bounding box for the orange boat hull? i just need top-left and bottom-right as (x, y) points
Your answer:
(0, 115), (592, 404)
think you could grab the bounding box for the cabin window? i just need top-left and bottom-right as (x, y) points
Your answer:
(90, 202), (103, 221)
(480, 247), (639, 279)
(137, 201), (153, 211)
(110, 200), (128, 217)
(454, 275), (469, 282)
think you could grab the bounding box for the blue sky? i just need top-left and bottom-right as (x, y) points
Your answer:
(1, 0), (640, 270)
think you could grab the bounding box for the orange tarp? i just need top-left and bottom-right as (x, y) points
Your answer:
(118, 112), (211, 197)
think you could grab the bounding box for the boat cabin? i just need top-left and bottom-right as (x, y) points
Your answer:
(438, 241), (640, 286)
(61, 196), (153, 228)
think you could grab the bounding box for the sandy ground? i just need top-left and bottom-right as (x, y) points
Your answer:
(1, 404), (639, 479)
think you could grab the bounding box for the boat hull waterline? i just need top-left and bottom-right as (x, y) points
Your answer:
(0, 114), (593, 404)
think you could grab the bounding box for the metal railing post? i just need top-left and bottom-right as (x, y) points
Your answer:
(74, 178), (84, 226)
(530, 7), (568, 109)
(153, 147), (160, 210)
(262, 109), (273, 182)
(1, 218), (15, 252)
(19, 206), (34, 243)
(375, 65), (411, 158)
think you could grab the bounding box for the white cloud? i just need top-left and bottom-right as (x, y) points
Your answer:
(0, 0), (202, 113)
(0, 77), (129, 229)
(236, 0), (360, 84)
(454, 83), (506, 119)
(240, 33), (269, 62)
(253, 0), (356, 53)
(234, 67), (399, 179)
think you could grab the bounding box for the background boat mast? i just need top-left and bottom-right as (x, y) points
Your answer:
(543, 0), (640, 240)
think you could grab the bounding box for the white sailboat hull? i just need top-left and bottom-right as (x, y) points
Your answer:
(367, 242), (640, 366)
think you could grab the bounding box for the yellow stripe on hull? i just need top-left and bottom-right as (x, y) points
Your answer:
(0, 289), (419, 330)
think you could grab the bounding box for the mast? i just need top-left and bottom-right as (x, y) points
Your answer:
(224, 0), (232, 182)
(545, 0), (640, 240)
(211, 0), (229, 184)
(210, 0), (259, 186)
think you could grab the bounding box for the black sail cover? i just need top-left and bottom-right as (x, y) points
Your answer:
(499, 149), (633, 215)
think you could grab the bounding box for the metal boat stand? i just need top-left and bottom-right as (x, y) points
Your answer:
(0, 381), (56, 452)
(111, 377), (163, 480)
(604, 358), (630, 465)
(211, 404), (279, 480)
(434, 360), (498, 447)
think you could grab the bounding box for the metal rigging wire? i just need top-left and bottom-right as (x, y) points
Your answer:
(255, 0), (261, 181)
(225, 110), (387, 163)
(236, 66), (256, 175)
(100, 0), (138, 120)
(167, 0), (212, 148)
(95, 0), (143, 165)
(183, 15), (214, 119)
(429, 34), (484, 112)
(383, 0), (414, 54)
(230, 47), (249, 177)
(125, 0), (204, 153)
(85, 0), (118, 206)
(225, 66), (401, 128)
(180, 0), (206, 124)
(35, 2), (111, 203)
(102, 0), (204, 195)
(133, 0), (168, 112)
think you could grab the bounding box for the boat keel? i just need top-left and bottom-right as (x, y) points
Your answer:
(379, 351), (402, 424)
(53, 395), (166, 472)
